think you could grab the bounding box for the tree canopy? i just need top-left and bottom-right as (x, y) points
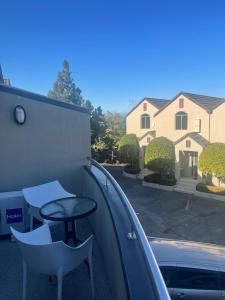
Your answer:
(104, 111), (126, 137)
(48, 60), (126, 163)
(91, 111), (125, 162)
(118, 134), (139, 169)
(90, 106), (106, 144)
(48, 60), (83, 105)
(199, 143), (225, 179)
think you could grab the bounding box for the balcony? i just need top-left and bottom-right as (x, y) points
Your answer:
(0, 159), (170, 299)
(0, 84), (170, 299)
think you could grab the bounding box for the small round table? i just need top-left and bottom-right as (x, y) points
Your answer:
(40, 197), (97, 244)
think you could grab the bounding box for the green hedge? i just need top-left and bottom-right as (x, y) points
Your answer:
(144, 137), (175, 176)
(144, 173), (176, 186)
(124, 165), (140, 174)
(199, 143), (225, 180)
(118, 134), (139, 169)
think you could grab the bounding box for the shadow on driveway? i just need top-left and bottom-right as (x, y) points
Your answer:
(106, 165), (225, 246)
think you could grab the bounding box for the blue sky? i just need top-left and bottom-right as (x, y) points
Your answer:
(1, 0), (225, 112)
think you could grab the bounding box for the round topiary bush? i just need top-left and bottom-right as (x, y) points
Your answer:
(199, 143), (225, 180)
(144, 137), (175, 176)
(118, 134), (139, 171)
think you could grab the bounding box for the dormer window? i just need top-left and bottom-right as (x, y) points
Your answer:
(175, 111), (188, 130)
(179, 98), (184, 108)
(141, 114), (150, 129)
(143, 103), (147, 111)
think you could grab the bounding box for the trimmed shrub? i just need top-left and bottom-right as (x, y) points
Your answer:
(118, 134), (139, 171)
(144, 137), (175, 176)
(199, 143), (225, 181)
(124, 165), (140, 174)
(144, 173), (176, 186)
(196, 182), (225, 196)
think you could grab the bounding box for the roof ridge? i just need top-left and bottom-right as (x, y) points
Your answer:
(182, 91), (225, 101)
(146, 97), (169, 101)
(174, 132), (209, 147)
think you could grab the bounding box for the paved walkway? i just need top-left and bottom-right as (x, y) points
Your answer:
(106, 166), (225, 246)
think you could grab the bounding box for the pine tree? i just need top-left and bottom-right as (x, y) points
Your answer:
(48, 60), (83, 105)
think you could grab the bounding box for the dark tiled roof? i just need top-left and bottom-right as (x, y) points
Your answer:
(146, 98), (169, 109)
(189, 132), (209, 147)
(154, 91), (225, 116)
(128, 91), (225, 117)
(182, 92), (225, 112)
(174, 132), (209, 148)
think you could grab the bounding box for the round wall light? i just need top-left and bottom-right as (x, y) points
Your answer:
(14, 105), (26, 125)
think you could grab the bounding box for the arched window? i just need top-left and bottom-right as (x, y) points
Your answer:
(175, 111), (188, 130)
(141, 114), (150, 129)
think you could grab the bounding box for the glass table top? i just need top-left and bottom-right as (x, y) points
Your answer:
(40, 197), (97, 221)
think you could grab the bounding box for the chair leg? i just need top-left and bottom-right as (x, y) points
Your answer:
(57, 269), (63, 300)
(88, 254), (95, 300)
(22, 260), (27, 300)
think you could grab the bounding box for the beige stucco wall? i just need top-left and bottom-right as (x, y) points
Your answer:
(139, 133), (153, 148)
(126, 99), (158, 143)
(126, 94), (225, 178)
(210, 102), (225, 143)
(0, 90), (91, 193)
(154, 95), (210, 142)
(175, 138), (203, 179)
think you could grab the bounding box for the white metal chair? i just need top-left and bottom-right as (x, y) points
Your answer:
(10, 225), (95, 300)
(22, 181), (75, 230)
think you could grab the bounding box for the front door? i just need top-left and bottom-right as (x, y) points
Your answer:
(191, 153), (198, 179)
(181, 151), (198, 178)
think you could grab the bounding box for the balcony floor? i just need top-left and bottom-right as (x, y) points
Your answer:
(0, 219), (112, 300)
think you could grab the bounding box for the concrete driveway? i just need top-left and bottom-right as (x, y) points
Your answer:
(106, 166), (225, 246)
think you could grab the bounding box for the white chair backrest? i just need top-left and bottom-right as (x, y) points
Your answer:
(22, 180), (74, 208)
(11, 225), (93, 275)
(11, 224), (52, 245)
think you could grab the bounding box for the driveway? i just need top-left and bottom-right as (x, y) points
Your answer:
(106, 166), (225, 246)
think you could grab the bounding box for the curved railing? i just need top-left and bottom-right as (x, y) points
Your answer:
(86, 158), (170, 300)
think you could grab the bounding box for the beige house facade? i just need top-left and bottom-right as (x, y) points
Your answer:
(126, 92), (225, 179)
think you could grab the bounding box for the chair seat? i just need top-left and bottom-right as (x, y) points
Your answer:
(10, 225), (95, 300)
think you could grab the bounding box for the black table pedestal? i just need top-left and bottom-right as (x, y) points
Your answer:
(64, 220), (77, 244)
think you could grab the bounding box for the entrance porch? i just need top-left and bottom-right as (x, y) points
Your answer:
(174, 132), (209, 180)
(179, 151), (198, 179)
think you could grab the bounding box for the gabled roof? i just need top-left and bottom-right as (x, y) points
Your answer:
(126, 97), (169, 117)
(174, 132), (209, 148)
(138, 130), (156, 141)
(154, 91), (225, 116)
(182, 92), (225, 111)
(146, 98), (169, 109)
